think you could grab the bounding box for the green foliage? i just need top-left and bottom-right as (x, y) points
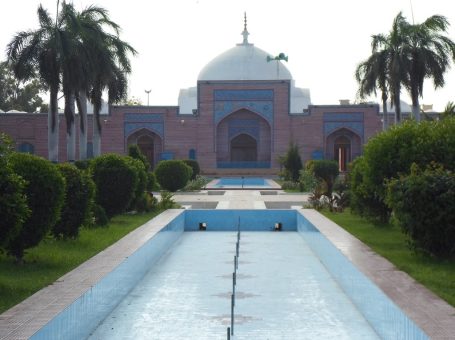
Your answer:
(182, 175), (210, 191)
(280, 180), (301, 191)
(7, 153), (65, 260)
(90, 154), (137, 218)
(128, 144), (149, 170)
(386, 164), (455, 258)
(350, 119), (455, 222)
(92, 204), (109, 227)
(125, 156), (147, 211)
(281, 142), (303, 182)
(146, 171), (158, 191)
(155, 160), (192, 192)
(52, 164), (95, 239)
(0, 160), (30, 247)
(74, 159), (92, 170)
(299, 168), (319, 192)
(306, 160), (339, 197)
(158, 191), (176, 210)
(182, 159), (200, 180)
(0, 210), (163, 313)
(0, 61), (47, 112)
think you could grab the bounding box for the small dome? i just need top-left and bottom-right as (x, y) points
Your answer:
(198, 43), (292, 81)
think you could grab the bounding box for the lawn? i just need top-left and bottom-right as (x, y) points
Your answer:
(322, 209), (455, 308)
(0, 210), (162, 314)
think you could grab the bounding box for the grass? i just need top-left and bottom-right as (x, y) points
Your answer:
(322, 209), (455, 308)
(0, 210), (163, 314)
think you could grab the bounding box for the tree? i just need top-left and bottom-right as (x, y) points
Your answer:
(442, 101), (455, 118)
(356, 51), (389, 130)
(359, 13), (410, 124)
(281, 142), (303, 182)
(404, 15), (455, 122)
(7, 5), (63, 162)
(0, 61), (47, 112)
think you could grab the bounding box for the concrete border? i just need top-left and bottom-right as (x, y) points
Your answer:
(300, 209), (455, 339)
(0, 209), (184, 340)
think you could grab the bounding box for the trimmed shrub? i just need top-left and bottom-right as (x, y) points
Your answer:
(0, 160), (30, 247)
(155, 160), (192, 192)
(128, 144), (149, 170)
(125, 156), (147, 211)
(350, 118), (455, 222)
(52, 163), (95, 239)
(299, 168), (319, 192)
(92, 204), (109, 227)
(182, 159), (200, 180)
(281, 142), (303, 182)
(306, 160), (339, 197)
(90, 154), (137, 218)
(8, 153), (65, 261)
(386, 164), (455, 258)
(146, 172), (158, 191)
(74, 159), (91, 170)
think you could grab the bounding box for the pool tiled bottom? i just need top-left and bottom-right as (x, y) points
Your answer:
(88, 232), (379, 339)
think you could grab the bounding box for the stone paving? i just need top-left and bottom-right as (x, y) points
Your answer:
(0, 187), (454, 339)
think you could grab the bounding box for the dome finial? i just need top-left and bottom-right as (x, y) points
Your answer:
(241, 12), (250, 45)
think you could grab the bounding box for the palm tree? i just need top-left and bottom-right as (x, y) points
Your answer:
(88, 28), (136, 156)
(7, 5), (62, 162)
(356, 51), (389, 129)
(369, 12), (410, 124)
(404, 15), (455, 122)
(442, 101), (455, 119)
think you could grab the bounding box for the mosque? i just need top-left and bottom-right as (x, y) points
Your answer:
(0, 18), (382, 174)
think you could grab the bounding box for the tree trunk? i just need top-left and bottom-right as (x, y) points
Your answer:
(412, 96), (421, 122)
(93, 112), (101, 157)
(77, 92), (88, 160)
(381, 92), (388, 130)
(394, 88), (401, 124)
(48, 88), (59, 162)
(66, 94), (76, 162)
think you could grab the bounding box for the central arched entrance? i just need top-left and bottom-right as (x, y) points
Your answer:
(216, 108), (271, 168)
(126, 128), (162, 168)
(137, 135), (155, 166)
(325, 128), (362, 172)
(230, 134), (257, 162)
(334, 135), (350, 172)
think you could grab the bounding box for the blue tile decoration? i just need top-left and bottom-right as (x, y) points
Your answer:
(124, 122), (164, 139)
(124, 113), (164, 139)
(311, 150), (324, 160)
(217, 161), (271, 168)
(160, 152), (174, 160)
(323, 112), (364, 140)
(214, 89), (274, 101)
(228, 119), (260, 140)
(214, 90), (274, 125)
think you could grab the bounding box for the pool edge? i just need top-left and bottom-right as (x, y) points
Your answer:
(298, 208), (455, 339)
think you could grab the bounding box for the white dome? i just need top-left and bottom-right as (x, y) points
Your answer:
(198, 43), (292, 81)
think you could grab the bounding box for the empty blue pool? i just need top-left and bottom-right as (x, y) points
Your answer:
(209, 177), (272, 189)
(31, 210), (428, 339)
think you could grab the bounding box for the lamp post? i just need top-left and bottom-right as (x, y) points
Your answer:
(145, 89), (151, 106)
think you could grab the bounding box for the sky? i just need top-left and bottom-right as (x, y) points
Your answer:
(1, 0), (455, 111)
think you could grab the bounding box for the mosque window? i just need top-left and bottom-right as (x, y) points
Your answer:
(87, 142), (94, 159)
(18, 142), (34, 154)
(189, 149), (196, 160)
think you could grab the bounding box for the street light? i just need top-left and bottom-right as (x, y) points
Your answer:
(145, 89), (151, 106)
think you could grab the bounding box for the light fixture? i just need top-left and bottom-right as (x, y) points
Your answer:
(274, 222), (282, 231)
(199, 222), (207, 231)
